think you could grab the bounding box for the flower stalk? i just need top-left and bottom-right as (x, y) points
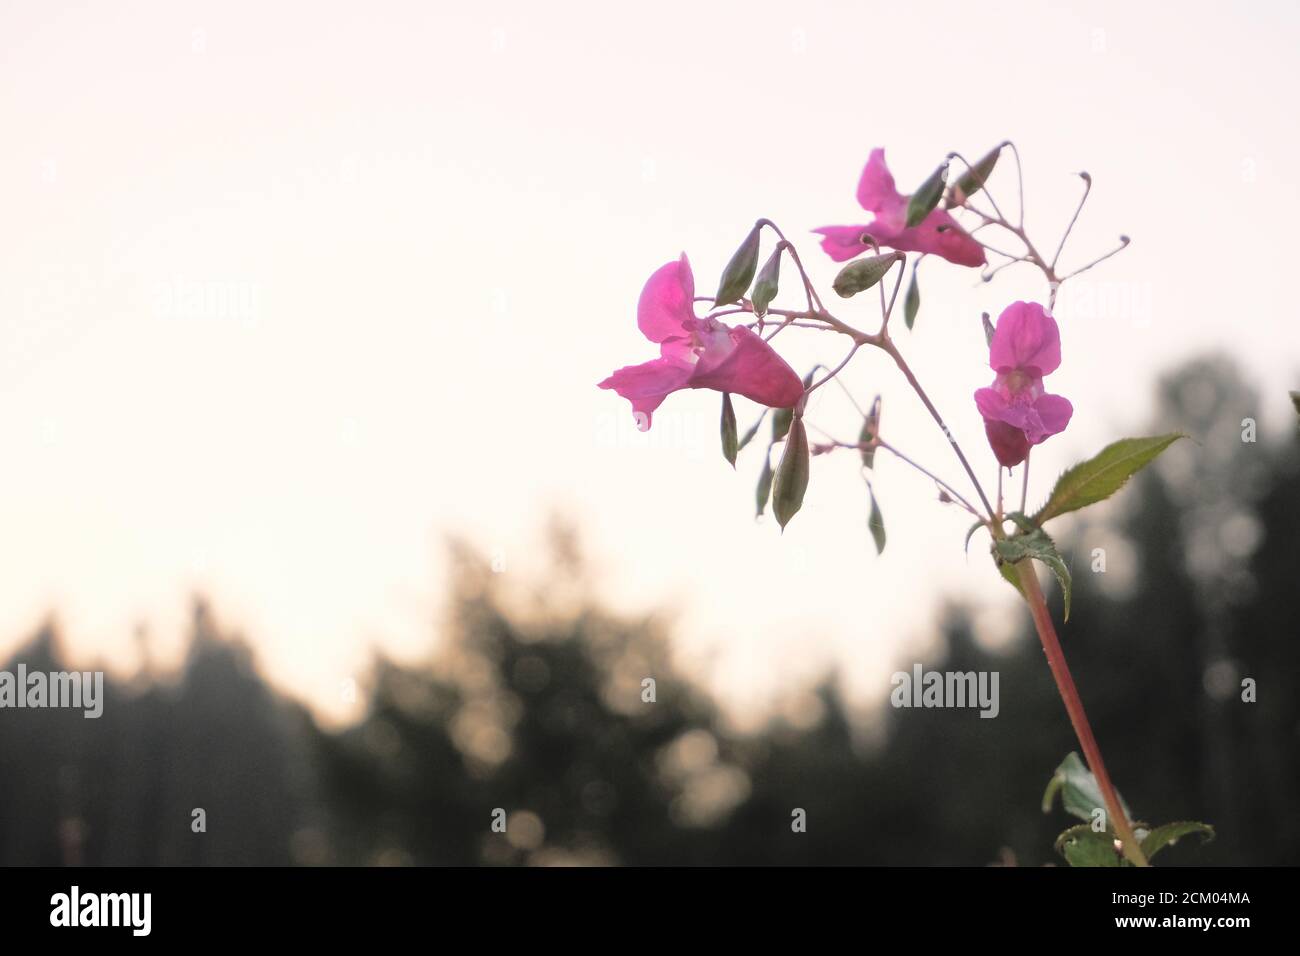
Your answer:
(1015, 561), (1149, 867)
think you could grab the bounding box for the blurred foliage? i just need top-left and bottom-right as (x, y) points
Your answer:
(1, 357), (1296, 865)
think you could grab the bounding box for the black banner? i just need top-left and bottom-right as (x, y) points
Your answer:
(0, 865), (1280, 942)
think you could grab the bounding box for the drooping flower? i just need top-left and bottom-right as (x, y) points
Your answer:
(598, 254), (804, 430)
(974, 301), (1073, 467)
(813, 148), (985, 268)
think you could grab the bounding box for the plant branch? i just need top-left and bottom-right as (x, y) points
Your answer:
(877, 336), (996, 519)
(1059, 235), (1131, 282)
(878, 441), (980, 516)
(1050, 173), (1092, 270)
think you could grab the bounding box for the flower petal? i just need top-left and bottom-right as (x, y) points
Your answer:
(1033, 393), (1073, 440)
(976, 386), (1049, 443)
(984, 419), (1031, 468)
(598, 356), (694, 430)
(975, 383), (1070, 466)
(637, 253), (695, 344)
(812, 225), (877, 262)
(989, 301), (1061, 375)
(690, 325), (803, 409)
(894, 209), (986, 267)
(982, 397), (1066, 445)
(856, 148), (900, 214)
(974, 386), (1010, 421)
(989, 400), (1039, 438)
(816, 213), (983, 268)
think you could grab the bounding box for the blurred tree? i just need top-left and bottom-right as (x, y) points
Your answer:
(0, 602), (321, 865)
(318, 534), (738, 865)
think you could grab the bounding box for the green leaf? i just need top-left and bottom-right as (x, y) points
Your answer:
(964, 520), (987, 554)
(858, 395), (881, 470)
(737, 410), (767, 453)
(751, 246), (782, 317)
(903, 266), (920, 330)
(905, 161), (949, 228)
(1055, 825), (1123, 867)
(950, 144), (1002, 206)
(1043, 752), (1132, 825)
(1141, 821), (1215, 861)
(1033, 434), (1186, 525)
(715, 224), (762, 305)
(994, 522), (1072, 619)
(755, 449), (774, 517)
(867, 484), (886, 554)
(720, 393), (738, 467)
(832, 252), (901, 298)
(772, 419), (810, 530)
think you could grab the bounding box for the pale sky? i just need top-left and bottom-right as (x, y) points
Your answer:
(2, 0), (1296, 725)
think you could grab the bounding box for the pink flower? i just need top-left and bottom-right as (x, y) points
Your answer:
(598, 254), (804, 430)
(813, 148), (985, 268)
(974, 301), (1073, 467)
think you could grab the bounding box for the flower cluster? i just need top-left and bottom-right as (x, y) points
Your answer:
(599, 148), (1071, 473)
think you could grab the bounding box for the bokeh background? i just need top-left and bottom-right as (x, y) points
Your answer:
(1, 0), (1297, 864)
